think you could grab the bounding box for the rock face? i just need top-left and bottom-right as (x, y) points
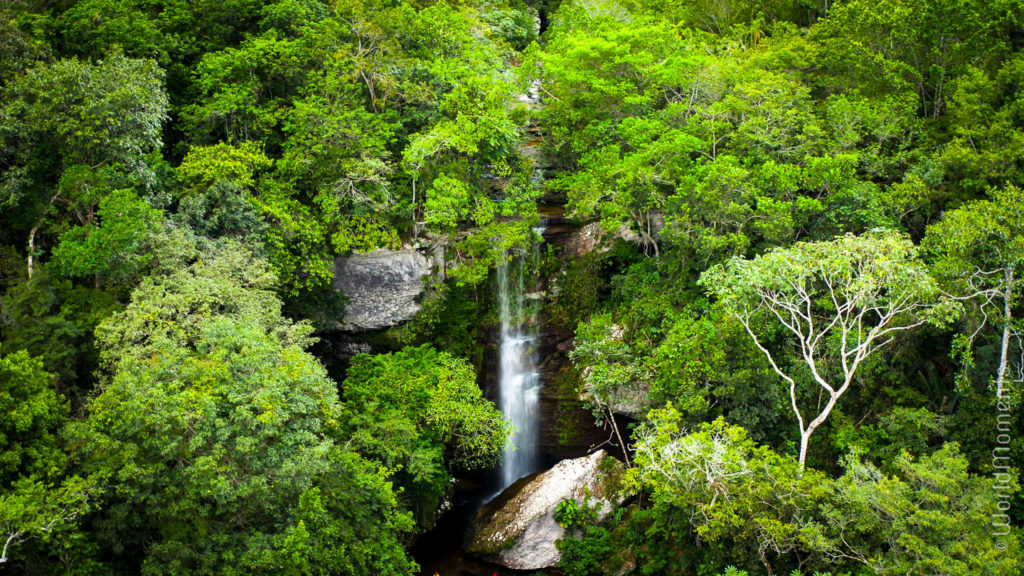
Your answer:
(580, 377), (651, 419)
(564, 216), (665, 258)
(465, 450), (626, 570)
(577, 324), (652, 419)
(565, 222), (621, 258)
(332, 249), (430, 331)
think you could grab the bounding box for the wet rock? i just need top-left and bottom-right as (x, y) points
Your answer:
(332, 248), (430, 332)
(555, 338), (574, 354)
(334, 339), (374, 358)
(465, 450), (626, 570)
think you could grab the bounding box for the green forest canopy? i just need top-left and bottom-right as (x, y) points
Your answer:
(1, 0), (1023, 574)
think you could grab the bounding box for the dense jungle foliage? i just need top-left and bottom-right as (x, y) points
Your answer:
(0, 0), (1022, 574)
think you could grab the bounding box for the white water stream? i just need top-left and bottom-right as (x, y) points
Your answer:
(497, 227), (545, 488)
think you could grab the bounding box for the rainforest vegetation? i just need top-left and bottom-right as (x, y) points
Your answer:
(0, 0), (1023, 574)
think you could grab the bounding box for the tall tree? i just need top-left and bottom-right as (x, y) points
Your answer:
(71, 243), (416, 574)
(813, 0), (1024, 117)
(817, 445), (1022, 575)
(629, 411), (832, 574)
(924, 185), (1024, 398)
(341, 345), (509, 527)
(0, 350), (65, 487)
(700, 231), (957, 467)
(0, 51), (168, 277)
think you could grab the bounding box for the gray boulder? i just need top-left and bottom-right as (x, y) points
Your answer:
(465, 450), (626, 570)
(332, 249), (429, 331)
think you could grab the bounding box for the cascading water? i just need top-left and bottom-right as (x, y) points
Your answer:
(495, 49), (547, 490)
(496, 226), (546, 488)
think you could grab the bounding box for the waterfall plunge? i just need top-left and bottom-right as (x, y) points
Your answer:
(496, 228), (545, 488)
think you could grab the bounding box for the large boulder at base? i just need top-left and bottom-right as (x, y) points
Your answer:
(332, 249), (429, 331)
(465, 450), (626, 570)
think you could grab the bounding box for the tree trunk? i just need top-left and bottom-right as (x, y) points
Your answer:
(26, 193), (60, 279)
(606, 404), (631, 467)
(27, 219), (42, 279)
(602, 403), (626, 467)
(996, 267), (1014, 399)
(759, 551), (775, 576)
(798, 430), (810, 469)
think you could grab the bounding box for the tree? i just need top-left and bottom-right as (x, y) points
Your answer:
(700, 231), (957, 467)
(0, 51), (168, 278)
(278, 63), (399, 256)
(570, 312), (652, 416)
(812, 0), (1024, 118)
(71, 243), (417, 574)
(924, 185), (1024, 399)
(57, 0), (177, 64)
(530, 7), (675, 159)
(174, 142), (270, 241)
(0, 8), (50, 89)
(816, 445), (1022, 575)
(401, 60), (534, 250)
(49, 189), (164, 291)
(648, 306), (787, 444)
(0, 350), (66, 487)
(0, 352), (96, 571)
(0, 476), (97, 568)
(56, 0), (275, 65)
(936, 62), (1024, 197)
(0, 268), (120, 394)
(628, 410), (832, 575)
(181, 32), (304, 145)
(341, 345), (509, 527)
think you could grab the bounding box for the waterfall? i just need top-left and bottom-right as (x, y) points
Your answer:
(496, 227), (545, 488)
